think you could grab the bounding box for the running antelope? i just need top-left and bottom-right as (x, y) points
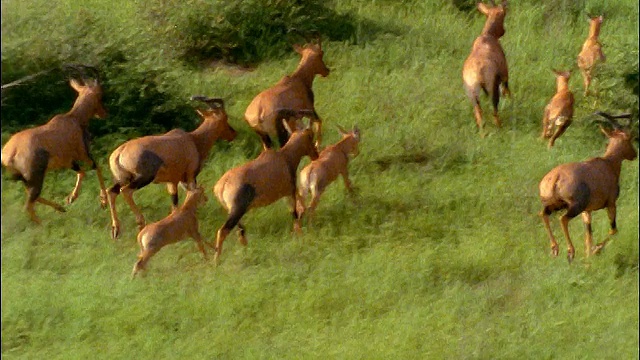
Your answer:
(541, 70), (574, 148)
(1, 66), (108, 224)
(298, 125), (361, 223)
(462, 0), (510, 136)
(577, 15), (606, 96)
(131, 186), (209, 278)
(538, 112), (637, 263)
(212, 119), (319, 265)
(106, 97), (236, 239)
(244, 32), (329, 150)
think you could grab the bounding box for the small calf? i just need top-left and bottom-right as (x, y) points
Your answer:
(131, 186), (209, 278)
(577, 15), (606, 96)
(541, 69), (574, 148)
(298, 125), (361, 223)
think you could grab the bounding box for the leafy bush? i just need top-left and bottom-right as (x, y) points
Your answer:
(140, 0), (357, 67)
(1, 0), (360, 135)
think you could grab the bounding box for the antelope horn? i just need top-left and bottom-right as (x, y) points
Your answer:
(190, 95), (225, 109)
(594, 111), (631, 130)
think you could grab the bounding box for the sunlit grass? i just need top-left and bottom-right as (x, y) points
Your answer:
(2, 0), (638, 359)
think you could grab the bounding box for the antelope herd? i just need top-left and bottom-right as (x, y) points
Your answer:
(1, 1), (636, 274)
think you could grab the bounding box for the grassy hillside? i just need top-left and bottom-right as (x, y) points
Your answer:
(2, 1), (639, 359)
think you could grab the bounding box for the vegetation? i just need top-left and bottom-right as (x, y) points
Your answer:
(2, 0), (638, 358)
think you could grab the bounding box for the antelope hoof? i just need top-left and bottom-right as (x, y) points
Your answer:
(608, 228), (618, 236)
(592, 241), (609, 255)
(99, 192), (108, 209)
(111, 226), (120, 240)
(567, 251), (575, 264)
(66, 194), (77, 205)
(551, 245), (559, 258)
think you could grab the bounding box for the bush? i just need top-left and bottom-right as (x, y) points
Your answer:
(140, 0), (357, 67)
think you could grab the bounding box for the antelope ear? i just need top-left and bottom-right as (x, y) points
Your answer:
(599, 125), (613, 138)
(353, 126), (361, 141)
(477, 3), (490, 15)
(69, 79), (85, 92)
(336, 124), (348, 135)
(282, 118), (294, 135)
(196, 109), (205, 119)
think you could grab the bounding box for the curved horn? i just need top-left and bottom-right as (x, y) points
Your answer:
(190, 95), (225, 109)
(62, 64), (101, 83)
(594, 111), (632, 130)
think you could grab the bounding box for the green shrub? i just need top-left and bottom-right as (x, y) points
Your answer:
(140, 0), (357, 67)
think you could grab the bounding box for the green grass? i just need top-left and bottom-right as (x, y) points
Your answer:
(2, 1), (639, 359)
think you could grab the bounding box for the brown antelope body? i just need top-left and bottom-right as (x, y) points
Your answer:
(244, 35), (329, 150)
(538, 112), (637, 263)
(131, 186), (209, 278)
(1, 74), (108, 224)
(106, 97), (236, 239)
(577, 15), (605, 96)
(462, 1), (510, 136)
(212, 121), (319, 265)
(298, 125), (361, 222)
(541, 70), (574, 148)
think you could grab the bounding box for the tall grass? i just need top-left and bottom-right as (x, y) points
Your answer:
(2, 0), (638, 359)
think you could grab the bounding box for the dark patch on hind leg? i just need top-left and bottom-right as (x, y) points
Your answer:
(127, 150), (164, 189)
(223, 184), (256, 232)
(25, 149), (50, 203)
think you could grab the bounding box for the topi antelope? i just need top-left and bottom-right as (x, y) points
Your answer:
(541, 69), (574, 148)
(244, 32), (329, 150)
(462, 0), (511, 137)
(106, 96), (236, 239)
(1, 66), (108, 224)
(131, 186), (209, 278)
(538, 112), (637, 263)
(297, 125), (361, 223)
(212, 119), (319, 265)
(577, 15), (606, 96)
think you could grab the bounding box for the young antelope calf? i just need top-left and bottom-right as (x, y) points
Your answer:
(131, 186), (208, 278)
(541, 70), (574, 148)
(212, 120), (319, 265)
(245, 33), (330, 150)
(577, 15), (606, 96)
(106, 97), (236, 239)
(462, 1), (510, 137)
(298, 125), (361, 223)
(1, 70), (108, 224)
(538, 112), (637, 263)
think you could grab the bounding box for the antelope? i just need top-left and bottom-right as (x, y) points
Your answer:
(131, 186), (209, 278)
(297, 125), (361, 223)
(462, 0), (510, 137)
(1, 66), (108, 224)
(244, 32), (330, 150)
(212, 119), (319, 265)
(577, 15), (606, 96)
(106, 96), (236, 239)
(541, 70), (574, 148)
(538, 112), (637, 263)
